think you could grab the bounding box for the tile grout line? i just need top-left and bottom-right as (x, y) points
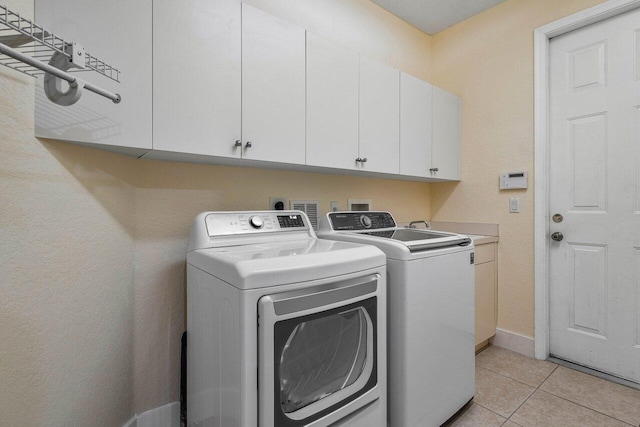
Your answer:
(509, 364), (635, 426)
(476, 362), (558, 389)
(501, 364), (558, 424)
(535, 389), (636, 426)
(539, 366), (638, 426)
(476, 350), (639, 426)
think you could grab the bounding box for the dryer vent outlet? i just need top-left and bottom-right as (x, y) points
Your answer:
(269, 196), (287, 211)
(290, 200), (319, 230)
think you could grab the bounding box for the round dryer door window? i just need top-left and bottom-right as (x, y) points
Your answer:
(258, 274), (381, 427)
(280, 306), (369, 413)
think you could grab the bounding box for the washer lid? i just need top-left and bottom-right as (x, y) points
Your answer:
(320, 211), (471, 252)
(187, 238), (385, 289)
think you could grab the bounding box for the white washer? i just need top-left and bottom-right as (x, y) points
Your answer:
(318, 212), (475, 427)
(187, 211), (387, 427)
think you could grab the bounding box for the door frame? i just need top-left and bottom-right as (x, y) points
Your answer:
(534, 0), (640, 359)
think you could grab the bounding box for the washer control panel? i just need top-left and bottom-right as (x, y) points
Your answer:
(205, 211), (309, 237)
(328, 212), (396, 231)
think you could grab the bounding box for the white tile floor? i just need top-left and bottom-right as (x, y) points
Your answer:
(443, 346), (640, 427)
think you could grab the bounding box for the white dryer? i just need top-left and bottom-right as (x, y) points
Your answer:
(186, 211), (387, 427)
(318, 212), (475, 427)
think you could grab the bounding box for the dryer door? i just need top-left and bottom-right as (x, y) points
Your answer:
(258, 274), (381, 427)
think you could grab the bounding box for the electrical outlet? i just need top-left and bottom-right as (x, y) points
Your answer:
(269, 196), (287, 211)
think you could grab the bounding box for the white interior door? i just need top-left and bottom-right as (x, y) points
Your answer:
(549, 7), (640, 383)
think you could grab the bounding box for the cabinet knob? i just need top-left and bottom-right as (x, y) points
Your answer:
(245, 141), (252, 148)
(429, 167), (439, 173)
(234, 140), (242, 147)
(355, 157), (362, 162)
(361, 157), (368, 163)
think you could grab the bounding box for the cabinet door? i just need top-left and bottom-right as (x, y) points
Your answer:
(432, 86), (461, 180)
(359, 57), (400, 174)
(241, 4), (306, 165)
(153, 0), (241, 157)
(35, 0), (152, 154)
(475, 260), (497, 346)
(306, 33), (359, 170)
(400, 73), (432, 177)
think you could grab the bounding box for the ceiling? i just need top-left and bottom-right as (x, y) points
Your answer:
(370, 0), (507, 35)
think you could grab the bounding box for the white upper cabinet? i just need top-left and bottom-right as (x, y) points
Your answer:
(34, 0), (152, 155)
(306, 33), (359, 170)
(432, 86), (461, 180)
(400, 73), (432, 176)
(359, 56), (400, 175)
(241, 4), (306, 165)
(153, 0), (241, 157)
(34, 2), (462, 181)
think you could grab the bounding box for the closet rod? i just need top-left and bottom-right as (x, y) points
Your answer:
(0, 41), (121, 103)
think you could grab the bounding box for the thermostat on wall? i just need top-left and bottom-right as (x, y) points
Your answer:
(500, 172), (528, 190)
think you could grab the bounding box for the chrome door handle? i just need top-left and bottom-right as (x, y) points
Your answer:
(551, 232), (564, 242)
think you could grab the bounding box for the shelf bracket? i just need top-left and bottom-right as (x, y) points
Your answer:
(0, 4), (121, 106)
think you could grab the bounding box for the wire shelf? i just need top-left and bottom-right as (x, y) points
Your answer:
(0, 4), (120, 82)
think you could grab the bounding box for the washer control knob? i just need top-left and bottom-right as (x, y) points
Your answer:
(249, 215), (264, 229)
(360, 215), (372, 228)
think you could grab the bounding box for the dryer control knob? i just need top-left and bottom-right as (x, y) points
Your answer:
(249, 215), (264, 229)
(360, 215), (372, 228)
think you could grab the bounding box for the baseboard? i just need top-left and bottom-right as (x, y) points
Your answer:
(123, 401), (180, 427)
(490, 328), (535, 358)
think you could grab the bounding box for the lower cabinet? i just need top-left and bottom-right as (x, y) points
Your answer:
(475, 242), (497, 349)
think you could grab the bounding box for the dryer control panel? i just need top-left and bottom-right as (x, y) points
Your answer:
(189, 210), (315, 252)
(204, 211), (310, 237)
(328, 212), (396, 231)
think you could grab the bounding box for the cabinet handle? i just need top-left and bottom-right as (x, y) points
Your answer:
(361, 157), (367, 163)
(245, 141), (252, 148)
(355, 157), (362, 162)
(234, 140), (242, 147)
(429, 167), (439, 173)
(355, 157), (368, 163)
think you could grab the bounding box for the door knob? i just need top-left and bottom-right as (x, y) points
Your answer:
(551, 232), (564, 242)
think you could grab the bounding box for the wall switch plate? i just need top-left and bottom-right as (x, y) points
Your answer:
(269, 196), (287, 211)
(330, 201), (339, 212)
(509, 197), (520, 213)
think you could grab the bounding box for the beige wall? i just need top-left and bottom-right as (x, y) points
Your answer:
(431, 0), (606, 338)
(0, 0), (432, 424)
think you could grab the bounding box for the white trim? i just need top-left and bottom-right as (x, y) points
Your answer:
(490, 328), (535, 358)
(123, 402), (179, 427)
(533, 0), (640, 360)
